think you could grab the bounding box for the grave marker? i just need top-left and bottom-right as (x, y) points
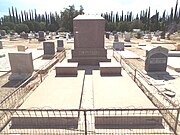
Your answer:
(0, 41), (3, 49)
(68, 15), (110, 65)
(124, 33), (131, 42)
(38, 31), (45, 41)
(113, 34), (124, 51)
(57, 40), (64, 51)
(43, 41), (55, 59)
(145, 46), (168, 72)
(8, 52), (34, 80)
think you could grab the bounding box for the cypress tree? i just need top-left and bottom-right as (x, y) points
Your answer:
(12, 6), (16, 23)
(174, 0), (178, 22)
(21, 11), (24, 22)
(116, 12), (119, 22)
(15, 8), (19, 23)
(147, 7), (151, 31)
(29, 10), (32, 20)
(34, 9), (37, 21)
(170, 7), (173, 22)
(121, 10), (123, 21)
(8, 8), (12, 22)
(18, 14), (21, 23)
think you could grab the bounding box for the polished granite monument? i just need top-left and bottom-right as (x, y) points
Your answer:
(68, 15), (110, 65)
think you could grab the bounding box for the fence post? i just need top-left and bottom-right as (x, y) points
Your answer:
(84, 110), (87, 135)
(134, 69), (137, 82)
(40, 72), (42, 82)
(175, 108), (180, 135)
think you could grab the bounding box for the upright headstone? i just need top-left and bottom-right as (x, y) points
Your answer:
(38, 31), (45, 41)
(57, 40), (64, 51)
(176, 44), (180, 51)
(43, 41), (55, 59)
(17, 45), (26, 52)
(0, 41), (3, 49)
(145, 46), (168, 72)
(8, 52), (34, 80)
(68, 15), (110, 65)
(113, 34), (124, 51)
(20, 32), (28, 39)
(124, 33), (131, 42)
(160, 31), (165, 39)
(114, 34), (119, 42)
(0, 30), (6, 37)
(105, 32), (110, 39)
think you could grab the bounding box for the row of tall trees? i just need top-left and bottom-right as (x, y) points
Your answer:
(102, 0), (180, 32)
(0, 0), (179, 33)
(0, 5), (84, 33)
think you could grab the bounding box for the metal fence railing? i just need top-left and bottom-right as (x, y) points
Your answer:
(113, 49), (180, 134)
(0, 50), (66, 110)
(0, 108), (178, 134)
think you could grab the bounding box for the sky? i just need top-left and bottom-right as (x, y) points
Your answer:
(0, 0), (178, 18)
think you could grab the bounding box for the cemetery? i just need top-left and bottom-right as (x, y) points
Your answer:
(0, 15), (179, 134)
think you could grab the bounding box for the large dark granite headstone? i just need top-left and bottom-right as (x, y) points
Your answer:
(57, 40), (64, 52)
(105, 32), (110, 39)
(145, 46), (168, 72)
(38, 31), (45, 41)
(43, 41), (55, 55)
(20, 32), (28, 39)
(68, 15), (110, 65)
(0, 30), (6, 37)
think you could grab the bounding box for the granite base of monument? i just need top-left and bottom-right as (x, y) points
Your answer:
(68, 48), (111, 65)
(8, 73), (32, 81)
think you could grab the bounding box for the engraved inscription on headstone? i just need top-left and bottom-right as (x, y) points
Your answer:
(145, 46), (168, 72)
